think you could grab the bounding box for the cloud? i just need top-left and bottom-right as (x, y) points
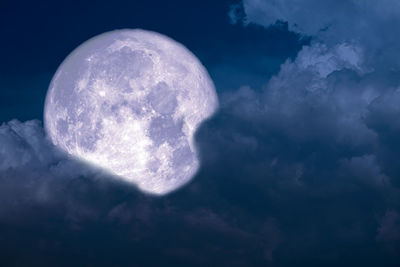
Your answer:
(235, 0), (400, 39)
(0, 119), (286, 266)
(233, 0), (400, 70)
(225, 0), (400, 189)
(191, 35), (400, 263)
(217, 0), (400, 263)
(0, 120), (56, 170)
(377, 210), (400, 242)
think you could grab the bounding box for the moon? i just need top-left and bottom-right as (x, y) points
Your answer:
(44, 29), (218, 195)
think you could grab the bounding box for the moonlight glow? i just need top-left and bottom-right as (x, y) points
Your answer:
(44, 29), (218, 195)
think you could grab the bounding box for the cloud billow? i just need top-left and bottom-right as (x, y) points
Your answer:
(199, 0), (400, 264)
(0, 120), (284, 266)
(233, 0), (400, 70)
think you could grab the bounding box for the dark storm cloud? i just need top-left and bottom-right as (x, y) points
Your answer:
(0, 120), (285, 266)
(0, 120), (96, 221)
(225, 0), (400, 192)
(197, 0), (400, 264)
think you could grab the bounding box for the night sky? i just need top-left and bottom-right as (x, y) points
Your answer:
(1, 0), (400, 266)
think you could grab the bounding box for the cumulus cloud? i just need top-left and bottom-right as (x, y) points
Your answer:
(235, 0), (400, 40)
(203, 0), (400, 264)
(225, 0), (400, 188)
(233, 0), (400, 70)
(0, 120), (101, 223)
(0, 119), (285, 266)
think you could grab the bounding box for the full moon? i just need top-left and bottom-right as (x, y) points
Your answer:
(44, 29), (218, 195)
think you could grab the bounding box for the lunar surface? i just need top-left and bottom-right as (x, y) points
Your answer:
(44, 29), (218, 195)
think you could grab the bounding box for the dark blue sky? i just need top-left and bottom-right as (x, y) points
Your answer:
(0, 0), (303, 122)
(1, 0), (400, 266)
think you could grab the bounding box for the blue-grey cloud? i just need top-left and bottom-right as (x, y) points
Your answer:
(227, 0), (400, 185)
(0, 119), (284, 266)
(232, 0), (400, 70)
(0, 120), (56, 169)
(220, 0), (400, 263)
